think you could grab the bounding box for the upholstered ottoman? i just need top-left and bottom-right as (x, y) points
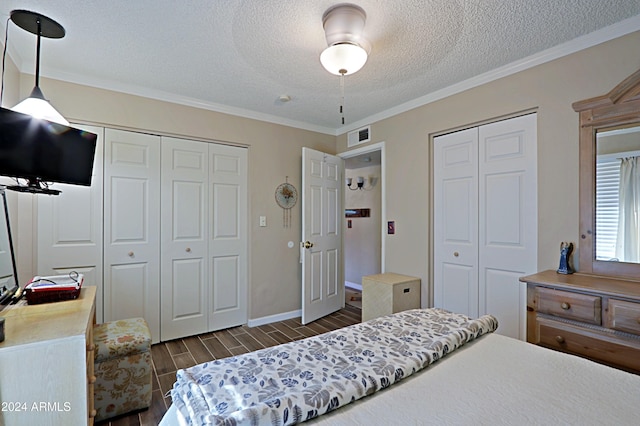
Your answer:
(93, 318), (152, 422)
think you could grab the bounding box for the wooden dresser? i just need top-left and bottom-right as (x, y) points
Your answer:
(0, 286), (97, 425)
(521, 271), (640, 373)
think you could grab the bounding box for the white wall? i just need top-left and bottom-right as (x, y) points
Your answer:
(345, 164), (381, 284)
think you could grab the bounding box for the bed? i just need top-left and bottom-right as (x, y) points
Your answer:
(160, 308), (640, 425)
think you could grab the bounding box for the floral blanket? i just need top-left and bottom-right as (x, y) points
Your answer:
(171, 308), (498, 426)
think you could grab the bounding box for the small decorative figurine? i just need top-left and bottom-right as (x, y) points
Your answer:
(557, 242), (575, 274)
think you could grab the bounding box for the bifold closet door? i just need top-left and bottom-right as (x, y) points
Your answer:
(433, 114), (537, 340)
(477, 114), (537, 340)
(37, 124), (105, 322)
(103, 129), (161, 342)
(208, 144), (248, 331)
(160, 137), (209, 341)
(433, 127), (479, 318)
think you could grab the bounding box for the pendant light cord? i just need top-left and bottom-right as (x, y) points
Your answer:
(1, 17), (10, 106)
(339, 71), (345, 125)
(34, 18), (41, 87)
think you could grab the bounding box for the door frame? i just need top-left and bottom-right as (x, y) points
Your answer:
(338, 141), (386, 287)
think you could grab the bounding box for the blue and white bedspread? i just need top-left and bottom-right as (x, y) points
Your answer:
(171, 308), (498, 426)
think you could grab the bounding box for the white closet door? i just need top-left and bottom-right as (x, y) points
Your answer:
(433, 114), (537, 340)
(478, 114), (537, 340)
(37, 124), (105, 322)
(104, 129), (161, 342)
(208, 144), (248, 331)
(433, 128), (479, 318)
(160, 137), (209, 341)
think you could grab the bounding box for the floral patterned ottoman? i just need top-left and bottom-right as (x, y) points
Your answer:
(93, 317), (152, 422)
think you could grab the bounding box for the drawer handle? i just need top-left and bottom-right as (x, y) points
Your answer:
(87, 344), (95, 352)
(90, 409), (97, 418)
(88, 375), (96, 384)
(128, 251), (135, 257)
(561, 302), (570, 310)
(555, 335), (565, 344)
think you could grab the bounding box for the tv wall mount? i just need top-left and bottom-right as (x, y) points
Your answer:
(5, 180), (61, 196)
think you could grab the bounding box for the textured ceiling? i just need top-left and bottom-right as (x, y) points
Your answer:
(1, 1), (640, 135)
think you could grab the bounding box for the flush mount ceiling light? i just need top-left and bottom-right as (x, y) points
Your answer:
(320, 4), (370, 76)
(320, 4), (370, 125)
(9, 10), (69, 125)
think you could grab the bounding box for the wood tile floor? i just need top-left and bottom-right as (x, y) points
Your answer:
(97, 304), (361, 426)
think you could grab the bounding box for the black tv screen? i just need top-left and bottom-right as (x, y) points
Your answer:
(0, 107), (97, 186)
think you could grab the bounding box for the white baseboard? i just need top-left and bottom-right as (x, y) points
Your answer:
(345, 281), (362, 291)
(247, 309), (301, 328)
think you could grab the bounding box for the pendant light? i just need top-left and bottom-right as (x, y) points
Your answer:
(9, 10), (68, 125)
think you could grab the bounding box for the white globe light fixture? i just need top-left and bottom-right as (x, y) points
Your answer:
(320, 4), (369, 76)
(320, 43), (368, 76)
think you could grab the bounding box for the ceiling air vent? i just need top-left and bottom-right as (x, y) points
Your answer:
(347, 125), (371, 147)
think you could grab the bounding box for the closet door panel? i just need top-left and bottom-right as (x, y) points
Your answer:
(478, 113), (537, 340)
(108, 262), (150, 320)
(209, 145), (248, 331)
(483, 268), (522, 340)
(161, 137), (208, 341)
(37, 124), (104, 322)
(433, 127), (479, 318)
(211, 255), (239, 311)
(104, 129), (161, 342)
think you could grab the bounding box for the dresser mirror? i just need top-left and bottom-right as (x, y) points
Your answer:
(573, 68), (640, 279)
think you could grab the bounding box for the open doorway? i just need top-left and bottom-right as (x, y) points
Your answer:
(339, 142), (385, 302)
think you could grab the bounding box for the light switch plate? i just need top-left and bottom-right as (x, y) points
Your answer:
(259, 216), (267, 227)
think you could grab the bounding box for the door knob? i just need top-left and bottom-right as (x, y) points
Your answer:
(303, 241), (314, 249)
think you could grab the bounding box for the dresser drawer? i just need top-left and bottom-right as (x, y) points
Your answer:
(607, 299), (640, 335)
(536, 287), (601, 325)
(537, 317), (640, 373)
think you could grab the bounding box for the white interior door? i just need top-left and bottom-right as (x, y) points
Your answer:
(104, 129), (161, 342)
(37, 124), (105, 322)
(478, 114), (537, 340)
(433, 128), (479, 318)
(301, 147), (344, 324)
(208, 144), (248, 331)
(160, 136), (209, 341)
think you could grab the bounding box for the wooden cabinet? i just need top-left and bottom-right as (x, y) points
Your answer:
(521, 271), (640, 373)
(0, 287), (97, 425)
(362, 273), (420, 321)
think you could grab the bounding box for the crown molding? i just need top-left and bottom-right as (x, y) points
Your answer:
(44, 69), (338, 135)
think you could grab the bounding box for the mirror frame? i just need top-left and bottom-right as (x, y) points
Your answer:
(573, 68), (640, 279)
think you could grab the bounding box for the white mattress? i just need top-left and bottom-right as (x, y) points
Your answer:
(161, 333), (640, 425)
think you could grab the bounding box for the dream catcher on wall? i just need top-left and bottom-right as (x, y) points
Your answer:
(275, 177), (298, 228)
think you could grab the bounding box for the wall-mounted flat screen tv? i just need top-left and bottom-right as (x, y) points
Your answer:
(0, 107), (97, 191)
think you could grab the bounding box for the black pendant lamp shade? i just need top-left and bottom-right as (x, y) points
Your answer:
(9, 10), (68, 125)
